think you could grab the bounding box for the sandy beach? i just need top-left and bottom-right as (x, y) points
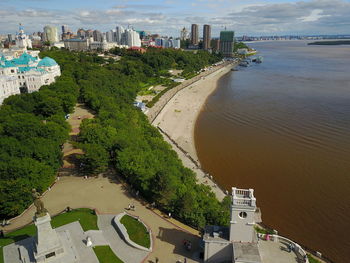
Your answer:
(151, 63), (233, 200)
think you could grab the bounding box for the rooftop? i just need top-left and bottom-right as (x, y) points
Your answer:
(203, 225), (230, 242)
(37, 57), (58, 67)
(233, 242), (261, 263)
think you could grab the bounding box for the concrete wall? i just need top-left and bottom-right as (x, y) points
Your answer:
(230, 206), (255, 242)
(204, 241), (232, 263)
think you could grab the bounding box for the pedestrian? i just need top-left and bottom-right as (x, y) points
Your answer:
(184, 258), (187, 263)
(0, 230), (4, 237)
(168, 212), (171, 218)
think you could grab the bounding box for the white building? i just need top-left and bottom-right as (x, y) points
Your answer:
(0, 53), (61, 104)
(155, 38), (181, 49)
(43, 25), (59, 43)
(64, 38), (124, 52)
(203, 187), (262, 263)
(124, 29), (141, 47)
(0, 75), (19, 104)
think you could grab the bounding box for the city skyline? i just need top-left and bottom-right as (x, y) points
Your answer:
(1, 0), (350, 36)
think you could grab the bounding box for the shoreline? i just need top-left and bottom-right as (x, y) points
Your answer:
(151, 63), (234, 200)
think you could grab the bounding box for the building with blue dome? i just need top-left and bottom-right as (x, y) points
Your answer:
(0, 52), (61, 104)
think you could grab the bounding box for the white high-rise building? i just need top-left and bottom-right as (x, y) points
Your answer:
(43, 25), (59, 43)
(124, 29), (141, 47)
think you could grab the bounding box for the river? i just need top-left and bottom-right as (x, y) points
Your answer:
(195, 40), (350, 263)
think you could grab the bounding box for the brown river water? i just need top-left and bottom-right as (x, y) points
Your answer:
(195, 41), (350, 263)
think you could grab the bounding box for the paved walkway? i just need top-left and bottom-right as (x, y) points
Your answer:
(259, 239), (302, 263)
(2, 175), (202, 263)
(97, 214), (148, 263)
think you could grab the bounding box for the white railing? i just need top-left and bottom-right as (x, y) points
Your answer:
(232, 187), (254, 198)
(232, 198), (253, 206)
(232, 187), (256, 207)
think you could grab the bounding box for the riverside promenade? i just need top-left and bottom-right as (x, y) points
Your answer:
(149, 62), (234, 201)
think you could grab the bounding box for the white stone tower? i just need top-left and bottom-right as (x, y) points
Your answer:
(229, 187), (257, 243)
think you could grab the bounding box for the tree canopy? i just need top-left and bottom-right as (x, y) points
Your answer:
(0, 48), (229, 229)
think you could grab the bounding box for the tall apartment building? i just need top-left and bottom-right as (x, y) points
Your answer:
(116, 26), (125, 44)
(43, 25), (59, 43)
(219, 31), (235, 57)
(191, 24), (199, 45)
(124, 29), (141, 47)
(203, 24), (211, 50)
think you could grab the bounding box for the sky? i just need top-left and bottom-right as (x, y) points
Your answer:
(1, 0), (350, 37)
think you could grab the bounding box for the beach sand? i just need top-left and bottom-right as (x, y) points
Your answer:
(152, 63), (233, 200)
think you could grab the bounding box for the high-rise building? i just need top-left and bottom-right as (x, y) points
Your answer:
(115, 26), (125, 44)
(180, 27), (188, 40)
(203, 24), (211, 50)
(191, 24), (199, 45)
(61, 25), (72, 40)
(61, 25), (69, 35)
(93, 30), (103, 42)
(106, 30), (114, 42)
(43, 25), (59, 43)
(219, 30), (235, 57)
(124, 29), (141, 47)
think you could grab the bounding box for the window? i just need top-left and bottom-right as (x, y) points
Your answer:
(239, 212), (247, 219)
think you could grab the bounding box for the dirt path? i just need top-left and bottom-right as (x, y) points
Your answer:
(60, 103), (95, 175)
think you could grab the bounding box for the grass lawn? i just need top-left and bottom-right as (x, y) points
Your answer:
(120, 215), (150, 249)
(0, 208), (97, 263)
(93, 246), (123, 263)
(307, 254), (322, 263)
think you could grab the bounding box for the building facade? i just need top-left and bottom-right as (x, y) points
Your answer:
(219, 31), (235, 57)
(203, 24), (211, 50)
(191, 24), (199, 45)
(43, 25), (59, 43)
(0, 53), (61, 104)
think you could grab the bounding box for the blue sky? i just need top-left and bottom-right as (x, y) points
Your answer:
(1, 0), (350, 36)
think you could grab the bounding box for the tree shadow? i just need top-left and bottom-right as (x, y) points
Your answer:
(156, 227), (200, 259)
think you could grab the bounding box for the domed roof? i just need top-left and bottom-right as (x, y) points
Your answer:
(37, 57), (58, 67)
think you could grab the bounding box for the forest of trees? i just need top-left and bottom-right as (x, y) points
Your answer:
(0, 48), (230, 229)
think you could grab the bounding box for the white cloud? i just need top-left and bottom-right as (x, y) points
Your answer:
(0, 0), (350, 36)
(299, 9), (330, 22)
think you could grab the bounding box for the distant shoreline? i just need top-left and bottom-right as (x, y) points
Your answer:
(308, 40), (350, 45)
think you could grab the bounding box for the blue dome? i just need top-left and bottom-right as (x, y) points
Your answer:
(38, 57), (58, 67)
